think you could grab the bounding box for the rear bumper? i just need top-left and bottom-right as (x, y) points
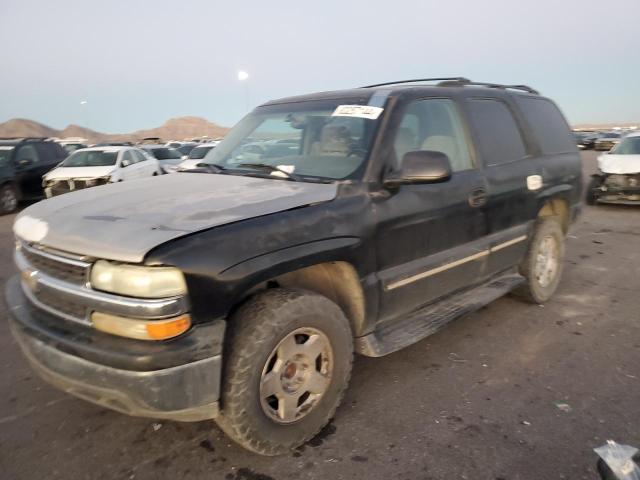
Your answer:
(6, 275), (224, 421)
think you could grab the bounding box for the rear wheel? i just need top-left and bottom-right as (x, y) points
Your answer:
(513, 217), (565, 304)
(0, 184), (18, 215)
(216, 288), (353, 455)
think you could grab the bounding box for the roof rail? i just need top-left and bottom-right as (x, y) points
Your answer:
(361, 77), (539, 95)
(0, 137), (51, 142)
(361, 77), (471, 88)
(436, 79), (539, 94)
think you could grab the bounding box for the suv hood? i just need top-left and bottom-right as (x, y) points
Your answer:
(44, 166), (115, 180)
(14, 173), (338, 263)
(598, 154), (640, 174)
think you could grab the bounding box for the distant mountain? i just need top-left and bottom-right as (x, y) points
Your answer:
(0, 116), (230, 143)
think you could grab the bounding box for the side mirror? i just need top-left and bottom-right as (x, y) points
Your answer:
(18, 158), (33, 167)
(121, 160), (131, 168)
(384, 150), (452, 187)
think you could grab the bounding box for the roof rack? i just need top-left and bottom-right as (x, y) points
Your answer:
(437, 79), (539, 94)
(361, 77), (539, 95)
(361, 77), (471, 88)
(0, 137), (51, 142)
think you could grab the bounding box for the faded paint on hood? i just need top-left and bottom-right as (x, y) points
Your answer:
(44, 166), (116, 180)
(14, 173), (337, 263)
(598, 154), (640, 174)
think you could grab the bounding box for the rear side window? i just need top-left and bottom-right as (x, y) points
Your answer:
(467, 99), (527, 166)
(516, 97), (575, 154)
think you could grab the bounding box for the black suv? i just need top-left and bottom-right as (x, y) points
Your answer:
(6, 78), (582, 455)
(0, 138), (67, 214)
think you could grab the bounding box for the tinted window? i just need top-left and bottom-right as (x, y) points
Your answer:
(0, 147), (13, 168)
(394, 98), (473, 172)
(146, 147), (182, 160)
(16, 144), (40, 164)
(516, 97), (575, 154)
(467, 99), (526, 166)
(189, 145), (214, 159)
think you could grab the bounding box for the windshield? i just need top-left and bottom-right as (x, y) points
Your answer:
(611, 136), (640, 155)
(61, 150), (118, 167)
(189, 145), (214, 159)
(0, 147), (14, 168)
(145, 147), (182, 160)
(201, 102), (381, 181)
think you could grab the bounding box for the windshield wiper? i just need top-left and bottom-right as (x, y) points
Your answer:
(237, 163), (301, 181)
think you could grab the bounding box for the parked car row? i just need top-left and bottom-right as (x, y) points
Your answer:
(572, 130), (635, 151)
(0, 137), (223, 212)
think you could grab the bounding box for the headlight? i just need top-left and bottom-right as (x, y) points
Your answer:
(90, 260), (187, 298)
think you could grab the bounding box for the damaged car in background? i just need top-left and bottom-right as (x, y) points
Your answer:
(587, 132), (640, 205)
(43, 146), (160, 197)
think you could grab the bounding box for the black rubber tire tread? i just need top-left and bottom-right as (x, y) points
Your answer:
(0, 183), (18, 215)
(215, 288), (353, 456)
(585, 177), (600, 206)
(513, 217), (565, 304)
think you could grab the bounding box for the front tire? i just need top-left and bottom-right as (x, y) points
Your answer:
(216, 288), (353, 455)
(513, 217), (565, 304)
(0, 183), (19, 215)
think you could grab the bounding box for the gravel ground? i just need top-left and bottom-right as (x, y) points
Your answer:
(0, 151), (638, 480)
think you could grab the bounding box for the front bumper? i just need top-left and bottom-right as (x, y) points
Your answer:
(6, 275), (224, 421)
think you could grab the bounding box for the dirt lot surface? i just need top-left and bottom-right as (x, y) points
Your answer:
(1, 151), (638, 480)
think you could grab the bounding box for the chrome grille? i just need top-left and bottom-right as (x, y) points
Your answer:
(20, 243), (89, 285)
(32, 286), (88, 320)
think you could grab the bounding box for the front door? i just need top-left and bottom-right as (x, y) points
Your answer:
(374, 97), (488, 322)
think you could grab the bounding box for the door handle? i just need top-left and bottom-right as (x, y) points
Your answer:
(468, 188), (487, 208)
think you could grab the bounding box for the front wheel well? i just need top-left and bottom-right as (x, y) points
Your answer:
(238, 261), (365, 336)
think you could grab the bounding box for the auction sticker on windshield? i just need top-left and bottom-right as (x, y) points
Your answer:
(332, 105), (384, 120)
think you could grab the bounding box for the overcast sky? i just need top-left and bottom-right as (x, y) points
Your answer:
(1, 0), (638, 132)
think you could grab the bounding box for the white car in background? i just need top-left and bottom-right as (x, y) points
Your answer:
(42, 146), (160, 198)
(587, 132), (640, 205)
(141, 145), (184, 173)
(177, 142), (220, 170)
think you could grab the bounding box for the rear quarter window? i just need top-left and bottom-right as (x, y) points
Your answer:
(515, 97), (575, 154)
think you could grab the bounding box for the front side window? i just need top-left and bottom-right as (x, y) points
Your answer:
(16, 144), (40, 164)
(61, 150), (118, 167)
(202, 101), (380, 181)
(611, 136), (640, 155)
(393, 98), (473, 172)
(467, 98), (527, 166)
(0, 147), (14, 168)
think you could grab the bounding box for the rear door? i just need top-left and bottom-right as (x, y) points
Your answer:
(375, 97), (489, 322)
(13, 144), (43, 197)
(463, 96), (539, 276)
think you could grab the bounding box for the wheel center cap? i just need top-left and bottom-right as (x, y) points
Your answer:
(283, 362), (297, 379)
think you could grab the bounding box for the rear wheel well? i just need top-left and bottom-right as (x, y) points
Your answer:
(537, 198), (569, 233)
